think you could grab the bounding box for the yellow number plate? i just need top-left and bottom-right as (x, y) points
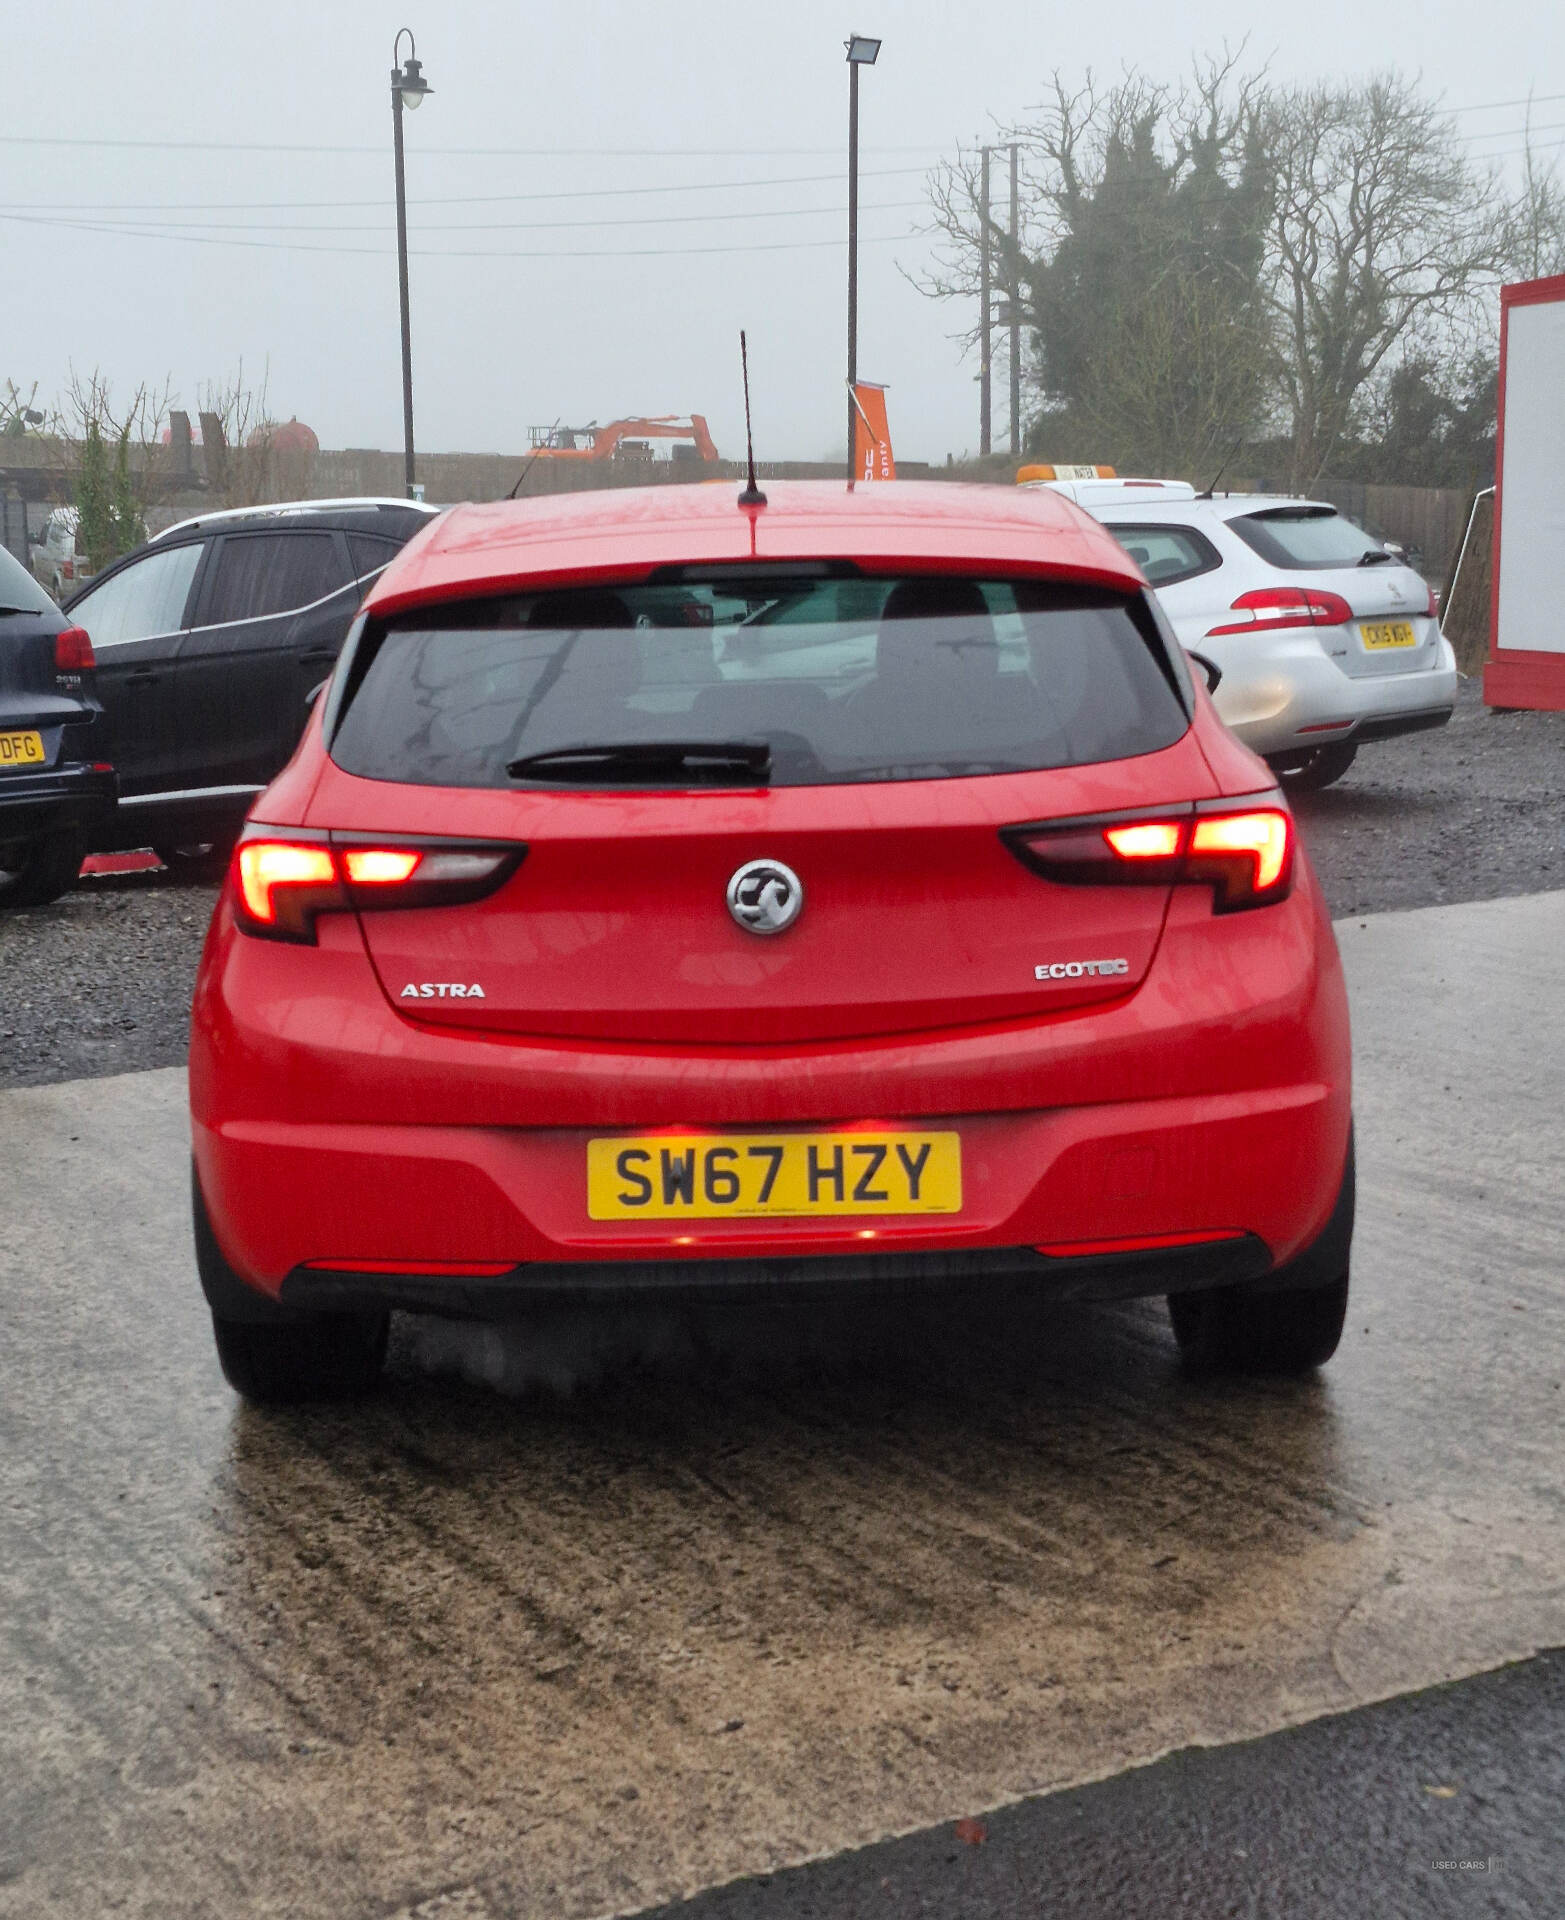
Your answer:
(0, 730), (45, 770)
(587, 1130), (962, 1221)
(1360, 621), (1416, 650)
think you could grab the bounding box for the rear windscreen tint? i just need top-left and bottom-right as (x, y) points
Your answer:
(330, 576), (1190, 789)
(1228, 508), (1383, 570)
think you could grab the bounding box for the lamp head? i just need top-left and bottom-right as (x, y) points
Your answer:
(845, 34), (881, 63)
(393, 52), (432, 109)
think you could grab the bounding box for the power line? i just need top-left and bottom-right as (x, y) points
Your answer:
(0, 209), (919, 261)
(0, 199), (925, 238)
(1448, 90), (1565, 114)
(0, 165), (933, 217)
(0, 132), (941, 157)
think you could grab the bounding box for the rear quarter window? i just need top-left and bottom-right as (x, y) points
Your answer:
(1101, 523), (1222, 587)
(330, 574), (1191, 790)
(1228, 508), (1383, 570)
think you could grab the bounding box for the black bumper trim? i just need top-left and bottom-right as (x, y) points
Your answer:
(1352, 706), (1454, 744)
(0, 764), (116, 837)
(277, 1234), (1277, 1318)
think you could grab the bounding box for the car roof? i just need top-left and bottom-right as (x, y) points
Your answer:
(364, 480), (1142, 617)
(151, 497), (440, 542)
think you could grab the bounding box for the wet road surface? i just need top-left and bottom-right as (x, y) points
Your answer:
(2, 891), (1563, 1918)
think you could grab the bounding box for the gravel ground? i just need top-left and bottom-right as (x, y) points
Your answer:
(1, 680), (1561, 1091)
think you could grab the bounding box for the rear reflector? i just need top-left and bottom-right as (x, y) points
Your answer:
(1006, 796), (1295, 912)
(1037, 1230), (1248, 1258)
(231, 829), (525, 943)
(54, 626), (95, 672)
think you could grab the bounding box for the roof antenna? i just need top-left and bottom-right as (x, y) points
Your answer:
(1196, 436), (1243, 500)
(737, 331), (767, 508)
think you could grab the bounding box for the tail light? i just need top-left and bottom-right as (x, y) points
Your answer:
(1206, 587), (1353, 636)
(1006, 796), (1295, 912)
(62, 559), (75, 581)
(232, 829), (525, 943)
(54, 627), (95, 672)
(1425, 583), (1441, 619)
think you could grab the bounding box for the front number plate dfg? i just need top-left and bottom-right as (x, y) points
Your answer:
(587, 1130), (962, 1220)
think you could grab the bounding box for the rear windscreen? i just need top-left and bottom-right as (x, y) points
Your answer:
(331, 575), (1190, 789)
(1228, 508), (1383, 570)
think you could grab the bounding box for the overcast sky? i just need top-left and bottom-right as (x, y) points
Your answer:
(3, 0), (1557, 468)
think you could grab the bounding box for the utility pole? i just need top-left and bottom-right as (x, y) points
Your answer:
(1008, 142), (1021, 456)
(979, 145), (992, 458)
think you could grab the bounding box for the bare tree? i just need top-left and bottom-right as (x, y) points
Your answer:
(196, 361), (278, 508)
(1261, 74), (1507, 491)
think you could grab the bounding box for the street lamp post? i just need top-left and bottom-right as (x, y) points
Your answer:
(390, 30), (432, 500)
(845, 33), (880, 483)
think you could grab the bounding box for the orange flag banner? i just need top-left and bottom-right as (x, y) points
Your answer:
(850, 383), (896, 482)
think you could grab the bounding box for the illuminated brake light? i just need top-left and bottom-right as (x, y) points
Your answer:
(1005, 796), (1294, 912)
(1207, 587), (1354, 636)
(1188, 808), (1292, 903)
(237, 842), (336, 925)
(231, 830), (527, 943)
(343, 847), (421, 885)
(1105, 821), (1183, 860)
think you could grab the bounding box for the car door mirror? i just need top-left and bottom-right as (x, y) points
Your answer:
(1186, 649), (1222, 693)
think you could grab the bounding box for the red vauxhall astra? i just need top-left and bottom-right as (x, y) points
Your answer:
(189, 480), (1352, 1402)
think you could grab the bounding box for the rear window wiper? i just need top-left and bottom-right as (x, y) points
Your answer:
(506, 739), (772, 785)
(1357, 549), (1395, 566)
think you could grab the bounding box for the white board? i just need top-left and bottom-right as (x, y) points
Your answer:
(1497, 295), (1565, 655)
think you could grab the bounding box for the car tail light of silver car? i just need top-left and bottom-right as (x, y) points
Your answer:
(231, 825), (525, 944)
(1205, 587), (1354, 636)
(1004, 797), (1295, 912)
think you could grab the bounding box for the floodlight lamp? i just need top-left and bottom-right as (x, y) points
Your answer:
(397, 55), (432, 109)
(845, 34), (881, 63)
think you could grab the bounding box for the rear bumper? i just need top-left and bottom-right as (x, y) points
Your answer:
(191, 867), (1353, 1315)
(1213, 634), (1458, 755)
(0, 763), (117, 841)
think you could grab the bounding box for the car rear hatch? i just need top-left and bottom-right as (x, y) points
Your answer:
(314, 570), (1213, 1045)
(1222, 505), (1439, 677)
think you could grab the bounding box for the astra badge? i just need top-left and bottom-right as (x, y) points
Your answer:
(727, 858), (804, 936)
(400, 982), (486, 999)
(1034, 958), (1130, 981)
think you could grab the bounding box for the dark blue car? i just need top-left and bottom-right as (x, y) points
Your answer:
(0, 542), (115, 908)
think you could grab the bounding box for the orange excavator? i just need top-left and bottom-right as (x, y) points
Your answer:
(526, 415), (720, 464)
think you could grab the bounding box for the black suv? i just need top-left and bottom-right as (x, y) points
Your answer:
(0, 542), (115, 907)
(62, 498), (436, 868)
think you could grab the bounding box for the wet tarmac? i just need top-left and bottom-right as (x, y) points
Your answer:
(2, 891), (1562, 1919)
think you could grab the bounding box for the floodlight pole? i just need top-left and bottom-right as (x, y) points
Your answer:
(390, 29), (432, 501)
(845, 34), (880, 483)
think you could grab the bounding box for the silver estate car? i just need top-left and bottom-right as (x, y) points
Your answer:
(1037, 479), (1459, 789)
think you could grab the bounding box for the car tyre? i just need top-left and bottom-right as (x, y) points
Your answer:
(0, 827), (83, 909)
(193, 1162), (387, 1402)
(1279, 742), (1357, 791)
(1167, 1270), (1350, 1374)
(210, 1308), (389, 1405)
